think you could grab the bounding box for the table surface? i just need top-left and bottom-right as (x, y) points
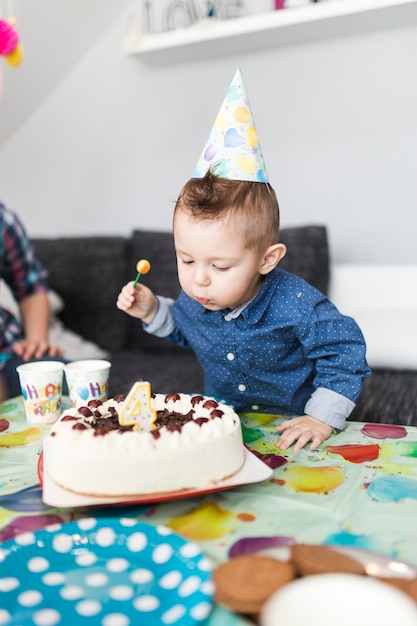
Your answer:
(1, 396), (417, 625)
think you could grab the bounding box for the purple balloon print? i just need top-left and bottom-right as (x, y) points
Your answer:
(204, 144), (217, 161)
(0, 514), (65, 542)
(229, 535), (296, 558)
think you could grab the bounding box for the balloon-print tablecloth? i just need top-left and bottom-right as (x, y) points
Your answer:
(1, 396), (417, 625)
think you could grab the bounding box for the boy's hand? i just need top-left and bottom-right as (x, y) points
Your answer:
(116, 282), (159, 325)
(275, 415), (333, 451)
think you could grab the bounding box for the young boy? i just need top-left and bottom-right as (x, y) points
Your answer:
(117, 69), (370, 451)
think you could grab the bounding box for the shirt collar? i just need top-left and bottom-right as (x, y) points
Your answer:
(227, 269), (281, 324)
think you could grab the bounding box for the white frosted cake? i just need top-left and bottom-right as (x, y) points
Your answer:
(43, 393), (245, 496)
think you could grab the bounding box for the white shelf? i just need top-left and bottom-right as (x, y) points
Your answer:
(121, 0), (417, 64)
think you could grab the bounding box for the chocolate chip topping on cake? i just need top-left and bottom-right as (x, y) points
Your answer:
(64, 394), (227, 436)
(154, 408), (198, 430)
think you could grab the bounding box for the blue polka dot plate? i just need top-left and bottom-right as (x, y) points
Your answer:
(0, 517), (214, 626)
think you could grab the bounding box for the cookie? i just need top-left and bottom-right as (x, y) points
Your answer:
(290, 544), (366, 577)
(404, 577), (417, 603)
(378, 576), (411, 593)
(213, 554), (296, 615)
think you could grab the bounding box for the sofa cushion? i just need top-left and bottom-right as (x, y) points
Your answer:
(129, 230), (181, 300)
(108, 348), (204, 398)
(127, 230), (184, 352)
(279, 225), (330, 295)
(129, 225), (330, 351)
(33, 237), (131, 353)
(351, 369), (417, 426)
(0, 280), (109, 361)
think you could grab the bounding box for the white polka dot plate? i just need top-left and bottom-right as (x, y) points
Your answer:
(0, 517), (214, 626)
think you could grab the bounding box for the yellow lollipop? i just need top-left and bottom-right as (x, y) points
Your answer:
(133, 259), (151, 287)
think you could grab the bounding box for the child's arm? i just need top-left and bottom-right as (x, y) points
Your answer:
(275, 415), (333, 451)
(116, 281), (159, 325)
(273, 297), (370, 451)
(14, 292), (64, 360)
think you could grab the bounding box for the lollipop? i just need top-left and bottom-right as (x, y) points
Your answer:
(133, 259), (151, 287)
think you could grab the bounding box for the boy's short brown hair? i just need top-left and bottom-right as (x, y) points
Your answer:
(174, 170), (280, 255)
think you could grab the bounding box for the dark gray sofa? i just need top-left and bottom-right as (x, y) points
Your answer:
(32, 226), (417, 427)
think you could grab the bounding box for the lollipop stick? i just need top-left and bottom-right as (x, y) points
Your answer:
(133, 272), (142, 288)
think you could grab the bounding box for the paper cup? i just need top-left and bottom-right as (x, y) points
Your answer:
(64, 359), (111, 407)
(16, 361), (65, 424)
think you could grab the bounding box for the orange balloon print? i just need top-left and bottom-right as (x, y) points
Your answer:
(326, 443), (380, 464)
(237, 512), (256, 522)
(283, 465), (345, 494)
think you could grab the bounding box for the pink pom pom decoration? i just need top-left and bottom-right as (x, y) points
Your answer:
(0, 18), (19, 56)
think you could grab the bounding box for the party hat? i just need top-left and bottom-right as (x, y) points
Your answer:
(192, 67), (268, 183)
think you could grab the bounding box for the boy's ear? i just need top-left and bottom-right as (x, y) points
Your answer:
(259, 243), (287, 275)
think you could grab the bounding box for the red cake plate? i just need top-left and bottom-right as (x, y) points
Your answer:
(38, 446), (273, 508)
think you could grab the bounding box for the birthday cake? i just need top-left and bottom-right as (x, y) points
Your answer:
(43, 392), (245, 497)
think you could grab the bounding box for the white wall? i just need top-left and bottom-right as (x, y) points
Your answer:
(0, 0), (135, 145)
(0, 3), (416, 264)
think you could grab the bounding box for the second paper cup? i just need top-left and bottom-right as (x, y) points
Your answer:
(64, 359), (111, 407)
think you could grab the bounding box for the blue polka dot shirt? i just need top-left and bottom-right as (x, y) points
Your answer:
(145, 268), (371, 430)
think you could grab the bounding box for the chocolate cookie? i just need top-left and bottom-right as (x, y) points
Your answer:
(378, 576), (411, 593)
(213, 554), (296, 615)
(290, 544), (366, 577)
(404, 577), (417, 603)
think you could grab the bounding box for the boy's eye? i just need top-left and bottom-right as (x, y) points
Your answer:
(213, 265), (230, 272)
(182, 259), (194, 265)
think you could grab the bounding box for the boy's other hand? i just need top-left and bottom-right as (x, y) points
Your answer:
(275, 415), (333, 451)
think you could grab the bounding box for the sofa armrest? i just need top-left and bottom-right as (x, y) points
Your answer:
(329, 264), (417, 371)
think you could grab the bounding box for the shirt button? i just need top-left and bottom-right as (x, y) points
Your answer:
(238, 384), (246, 392)
(252, 405), (259, 410)
(227, 353), (235, 361)
(224, 314), (232, 321)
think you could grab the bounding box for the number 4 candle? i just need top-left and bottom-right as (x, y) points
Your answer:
(118, 381), (156, 431)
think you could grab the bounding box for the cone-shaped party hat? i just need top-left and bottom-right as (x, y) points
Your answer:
(192, 68), (268, 183)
